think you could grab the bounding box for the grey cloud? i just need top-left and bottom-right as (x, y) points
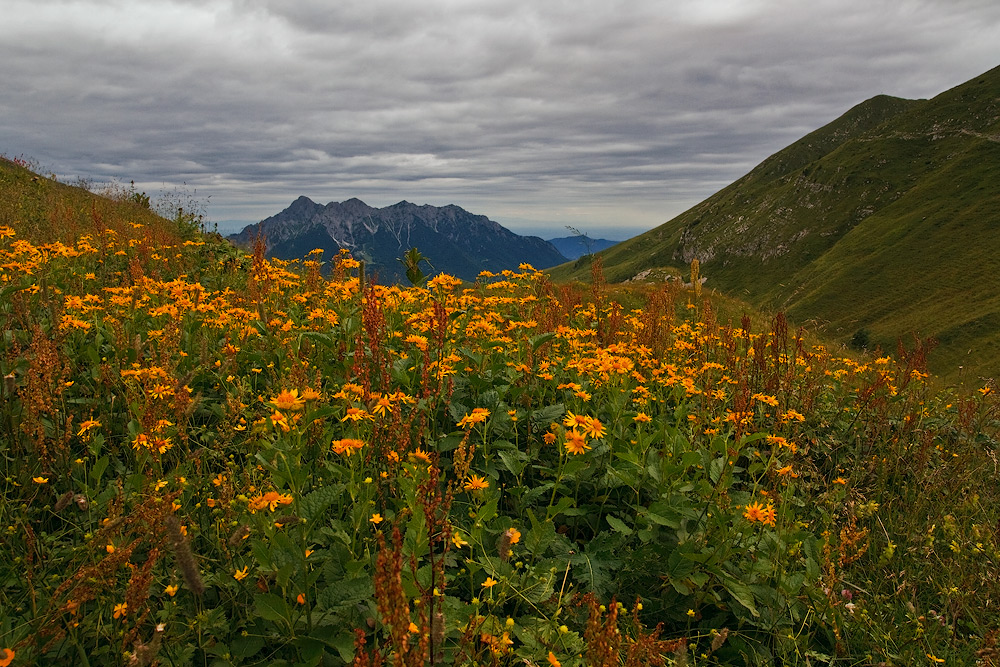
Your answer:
(1, 0), (999, 238)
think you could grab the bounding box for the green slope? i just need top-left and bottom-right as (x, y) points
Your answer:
(552, 65), (1000, 380)
(0, 156), (194, 244)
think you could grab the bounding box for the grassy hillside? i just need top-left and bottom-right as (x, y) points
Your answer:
(0, 156), (204, 247)
(2, 158), (1000, 666)
(550, 66), (1000, 381)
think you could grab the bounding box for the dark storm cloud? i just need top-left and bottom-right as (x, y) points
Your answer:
(2, 0), (999, 239)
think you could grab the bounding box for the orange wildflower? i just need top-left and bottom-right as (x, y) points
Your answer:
(457, 407), (491, 428)
(564, 430), (591, 455)
(248, 491), (294, 512)
(332, 438), (364, 456)
(463, 475), (490, 491)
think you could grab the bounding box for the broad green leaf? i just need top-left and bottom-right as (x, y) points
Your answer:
(254, 592), (291, 624)
(606, 515), (634, 535)
(531, 331), (556, 351)
(722, 576), (760, 617)
(498, 449), (526, 476)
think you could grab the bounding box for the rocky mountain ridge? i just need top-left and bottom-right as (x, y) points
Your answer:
(228, 197), (567, 282)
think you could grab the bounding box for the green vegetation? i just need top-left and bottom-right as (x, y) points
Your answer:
(2, 158), (1000, 665)
(549, 65), (1000, 382)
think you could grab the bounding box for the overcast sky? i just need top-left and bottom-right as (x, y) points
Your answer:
(3, 0), (999, 240)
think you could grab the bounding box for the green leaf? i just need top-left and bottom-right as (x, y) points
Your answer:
(231, 634), (265, 659)
(299, 330), (337, 350)
(531, 332), (556, 351)
(317, 577), (373, 609)
(316, 631), (357, 663)
(525, 509), (556, 554)
(254, 592), (291, 624)
(709, 456), (726, 484)
(89, 455), (109, 487)
(666, 549), (695, 583)
(251, 539), (274, 570)
(301, 405), (340, 429)
(477, 496), (499, 523)
(299, 484), (344, 522)
(722, 576), (760, 617)
(546, 496), (576, 521)
(606, 515), (634, 536)
(498, 449), (526, 476)
(530, 403), (565, 426)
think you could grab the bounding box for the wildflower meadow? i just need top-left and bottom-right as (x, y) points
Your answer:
(1, 195), (999, 666)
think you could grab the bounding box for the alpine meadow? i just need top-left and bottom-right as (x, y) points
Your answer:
(2, 67), (1000, 667)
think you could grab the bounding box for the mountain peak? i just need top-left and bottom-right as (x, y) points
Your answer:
(228, 199), (567, 281)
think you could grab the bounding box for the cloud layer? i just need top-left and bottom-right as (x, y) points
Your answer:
(3, 0), (999, 239)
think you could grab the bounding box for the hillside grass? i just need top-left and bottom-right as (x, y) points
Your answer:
(547, 66), (1000, 383)
(2, 164), (1000, 666)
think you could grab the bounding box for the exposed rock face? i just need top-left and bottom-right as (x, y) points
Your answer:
(228, 197), (567, 282)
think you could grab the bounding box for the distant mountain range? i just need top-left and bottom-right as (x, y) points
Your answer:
(545, 235), (618, 260)
(228, 197), (567, 282)
(550, 64), (1000, 380)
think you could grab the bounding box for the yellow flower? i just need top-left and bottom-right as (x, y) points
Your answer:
(744, 501), (776, 527)
(234, 567), (250, 581)
(408, 447), (432, 464)
(164, 584), (179, 596)
(564, 430), (591, 455)
(405, 334), (429, 351)
(547, 652), (561, 667)
(457, 407), (491, 428)
(248, 491), (294, 512)
(300, 387), (322, 401)
(341, 407), (373, 422)
(451, 532), (470, 549)
(506, 527), (521, 545)
(752, 393), (779, 407)
(463, 475), (489, 491)
(371, 394), (393, 416)
(77, 419), (101, 436)
(271, 389), (305, 411)
(370, 513), (384, 525)
(113, 602), (128, 619)
(743, 502), (767, 523)
(427, 273), (462, 290)
(332, 438), (364, 456)
(32, 476), (49, 484)
(562, 411), (588, 429)
(580, 416), (606, 440)
(482, 577), (498, 588)
(633, 412), (652, 423)
(782, 409), (806, 422)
